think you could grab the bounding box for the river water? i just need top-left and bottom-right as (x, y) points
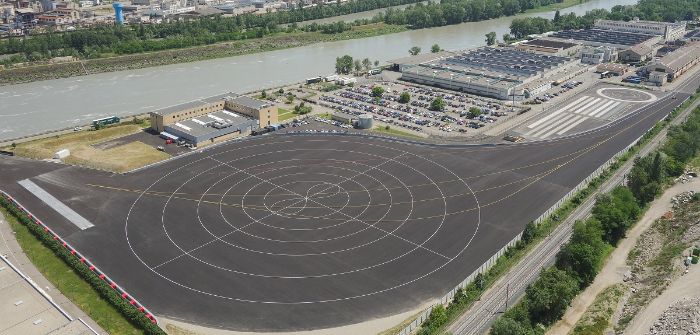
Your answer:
(0, 0), (637, 141)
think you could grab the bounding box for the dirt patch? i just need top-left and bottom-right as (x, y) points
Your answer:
(9, 124), (170, 172)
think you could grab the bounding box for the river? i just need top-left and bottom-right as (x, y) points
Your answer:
(0, 0), (637, 141)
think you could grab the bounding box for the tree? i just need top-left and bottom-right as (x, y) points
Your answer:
(485, 31), (497, 46)
(261, 90), (267, 98)
(525, 267), (579, 325)
(503, 33), (513, 43)
(371, 85), (385, 98)
(553, 10), (561, 22)
(373, 60), (380, 67)
(556, 219), (607, 287)
(361, 57), (371, 70)
(490, 317), (533, 335)
(10, 142), (16, 150)
(409, 46), (421, 55)
(431, 44), (441, 53)
(430, 97), (445, 111)
(278, 88), (284, 94)
(286, 94), (294, 103)
(335, 55), (353, 74)
(521, 221), (537, 244)
(398, 91), (411, 103)
(592, 186), (640, 244)
(354, 59), (362, 73)
(468, 107), (482, 118)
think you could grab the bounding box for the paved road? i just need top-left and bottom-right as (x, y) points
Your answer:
(447, 70), (700, 335)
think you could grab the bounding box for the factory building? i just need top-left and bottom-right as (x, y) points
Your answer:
(618, 44), (654, 63)
(644, 42), (700, 82)
(149, 93), (277, 145)
(548, 29), (661, 50)
(594, 18), (686, 41)
(514, 39), (581, 57)
(394, 47), (577, 100)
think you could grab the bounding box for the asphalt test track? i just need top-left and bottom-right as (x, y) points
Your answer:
(0, 85), (693, 331)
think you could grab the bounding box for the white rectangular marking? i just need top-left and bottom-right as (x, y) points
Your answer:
(222, 110), (240, 117)
(190, 118), (207, 125)
(527, 109), (567, 129)
(563, 95), (594, 112)
(560, 95), (591, 110)
(174, 122), (191, 131)
(531, 114), (578, 137)
(557, 116), (589, 135)
(528, 96), (590, 130)
(541, 115), (585, 138)
(586, 100), (617, 117)
(572, 97), (601, 115)
(208, 114), (225, 122)
(18, 179), (94, 230)
(592, 101), (622, 118)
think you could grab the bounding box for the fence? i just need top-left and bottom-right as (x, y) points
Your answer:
(0, 190), (159, 325)
(397, 132), (645, 335)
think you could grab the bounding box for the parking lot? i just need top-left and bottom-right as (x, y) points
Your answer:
(318, 81), (519, 137)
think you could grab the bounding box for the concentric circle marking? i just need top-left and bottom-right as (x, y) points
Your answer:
(124, 138), (481, 303)
(596, 87), (658, 103)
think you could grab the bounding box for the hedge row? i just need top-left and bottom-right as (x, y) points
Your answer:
(0, 195), (165, 335)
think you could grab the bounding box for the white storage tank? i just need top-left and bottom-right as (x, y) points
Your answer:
(356, 114), (373, 129)
(53, 149), (71, 159)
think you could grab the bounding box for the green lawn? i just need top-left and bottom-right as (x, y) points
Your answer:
(372, 126), (423, 139)
(277, 108), (296, 121)
(2, 208), (144, 335)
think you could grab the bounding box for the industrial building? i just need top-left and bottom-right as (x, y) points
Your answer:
(395, 47), (577, 100)
(548, 29), (660, 49)
(514, 39), (581, 56)
(644, 42), (700, 82)
(594, 18), (686, 41)
(149, 93), (277, 145)
(618, 44), (654, 63)
(580, 46), (618, 64)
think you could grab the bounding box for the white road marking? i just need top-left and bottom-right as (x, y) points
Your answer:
(587, 100), (618, 117)
(571, 97), (601, 115)
(540, 115), (586, 138)
(592, 101), (622, 118)
(17, 179), (94, 230)
(530, 114), (578, 138)
(556, 116), (590, 135)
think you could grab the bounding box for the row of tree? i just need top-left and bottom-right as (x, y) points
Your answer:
(491, 101), (700, 334)
(334, 54), (381, 74)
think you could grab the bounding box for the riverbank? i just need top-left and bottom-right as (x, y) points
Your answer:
(0, 23), (406, 86)
(0, 0), (602, 86)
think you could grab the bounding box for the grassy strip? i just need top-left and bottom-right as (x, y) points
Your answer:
(278, 108), (297, 121)
(570, 284), (626, 335)
(372, 126), (423, 139)
(0, 196), (165, 335)
(2, 207), (145, 335)
(523, 0), (592, 13)
(413, 91), (698, 335)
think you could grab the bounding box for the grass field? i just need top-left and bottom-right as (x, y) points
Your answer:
(278, 108), (296, 121)
(9, 123), (170, 173)
(372, 126), (423, 139)
(2, 208), (145, 335)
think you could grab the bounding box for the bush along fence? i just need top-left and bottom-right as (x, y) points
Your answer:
(397, 134), (646, 335)
(0, 190), (165, 335)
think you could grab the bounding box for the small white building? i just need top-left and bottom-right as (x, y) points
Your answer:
(648, 71), (667, 86)
(336, 77), (357, 86)
(581, 46), (618, 64)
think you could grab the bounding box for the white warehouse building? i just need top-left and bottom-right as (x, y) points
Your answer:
(594, 18), (686, 41)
